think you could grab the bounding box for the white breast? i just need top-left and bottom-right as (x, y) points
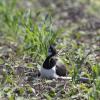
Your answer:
(40, 66), (59, 79)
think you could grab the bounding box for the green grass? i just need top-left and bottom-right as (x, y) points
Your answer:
(23, 15), (60, 61)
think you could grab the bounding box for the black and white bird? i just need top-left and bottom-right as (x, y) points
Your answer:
(40, 45), (67, 79)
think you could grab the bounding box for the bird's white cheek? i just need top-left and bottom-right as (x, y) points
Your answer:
(48, 52), (52, 56)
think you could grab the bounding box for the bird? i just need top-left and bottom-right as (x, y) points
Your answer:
(40, 45), (67, 79)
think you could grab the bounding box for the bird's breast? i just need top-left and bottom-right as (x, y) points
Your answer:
(40, 66), (59, 79)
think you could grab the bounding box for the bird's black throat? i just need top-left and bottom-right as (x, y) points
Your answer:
(43, 55), (57, 69)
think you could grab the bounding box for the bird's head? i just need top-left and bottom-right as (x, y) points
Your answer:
(48, 45), (57, 56)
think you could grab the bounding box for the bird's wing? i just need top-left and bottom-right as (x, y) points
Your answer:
(56, 60), (67, 76)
